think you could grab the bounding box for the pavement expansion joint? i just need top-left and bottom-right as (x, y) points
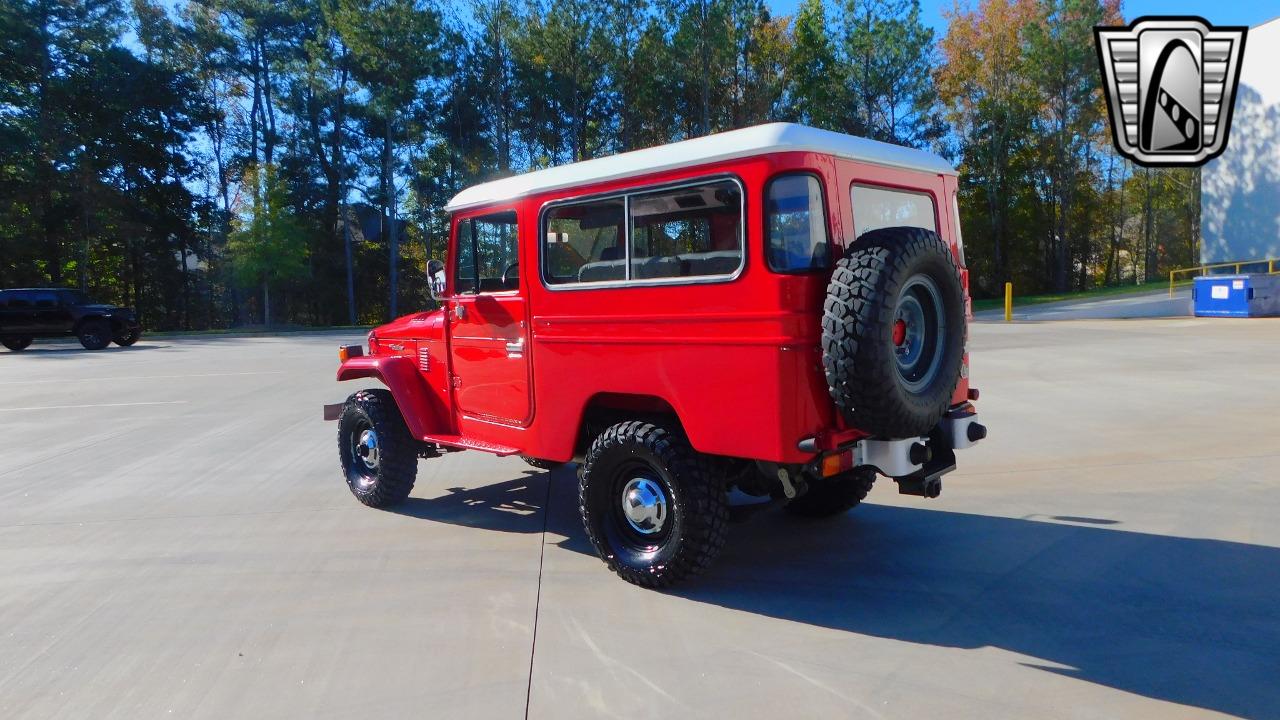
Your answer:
(523, 474), (553, 719)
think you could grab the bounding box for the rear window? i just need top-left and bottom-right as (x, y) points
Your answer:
(766, 174), (829, 272)
(3, 292), (30, 308)
(851, 184), (937, 239)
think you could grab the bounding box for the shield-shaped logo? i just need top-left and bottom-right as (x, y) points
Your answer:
(1095, 16), (1248, 167)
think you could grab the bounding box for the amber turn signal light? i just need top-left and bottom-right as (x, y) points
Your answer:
(338, 344), (363, 363)
(820, 449), (854, 478)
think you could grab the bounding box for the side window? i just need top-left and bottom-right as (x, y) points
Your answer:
(766, 174), (829, 272)
(32, 291), (58, 309)
(454, 211), (519, 294)
(850, 184), (937, 239)
(7, 292), (31, 309)
(544, 198), (625, 284)
(628, 180), (742, 279)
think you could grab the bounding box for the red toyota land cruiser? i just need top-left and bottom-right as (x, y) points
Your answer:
(326, 123), (985, 587)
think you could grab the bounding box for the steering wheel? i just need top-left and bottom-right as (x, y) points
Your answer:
(501, 261), (519, 288)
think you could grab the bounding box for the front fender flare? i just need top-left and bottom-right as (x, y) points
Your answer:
(336, 355), (447, 439)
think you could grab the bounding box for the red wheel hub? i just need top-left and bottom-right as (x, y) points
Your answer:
(893, 319), (907, 346)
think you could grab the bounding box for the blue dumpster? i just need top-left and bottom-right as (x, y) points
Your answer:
(1193, 274), (1280, 317)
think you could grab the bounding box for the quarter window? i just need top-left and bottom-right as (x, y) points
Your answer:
(455, 211), (519, 294)
(850, 184), (937, 239)
(766, 174), (829, 272)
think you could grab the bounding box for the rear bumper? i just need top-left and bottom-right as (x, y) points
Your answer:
(881, 406), (985, 498)
(806, 405), (985, 498)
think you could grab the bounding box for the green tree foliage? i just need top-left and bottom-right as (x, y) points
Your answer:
(837, 0), (944, 146)
(0, 0), (1209, 329)
(227, 163), (306, 325)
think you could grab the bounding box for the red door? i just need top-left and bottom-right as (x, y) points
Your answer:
(448, 210), (532, 426)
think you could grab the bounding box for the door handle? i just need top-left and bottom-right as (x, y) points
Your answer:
(505, 339), (524, 356)
(454, 304), (466, 320)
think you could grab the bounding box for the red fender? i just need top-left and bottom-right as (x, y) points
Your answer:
(336, 355), (449, 439)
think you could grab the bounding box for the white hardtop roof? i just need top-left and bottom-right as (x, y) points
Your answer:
(444, 122), (956, 212)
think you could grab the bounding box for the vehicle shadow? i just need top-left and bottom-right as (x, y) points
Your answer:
(3, 344), (169, 357)
(676, 501), (1280, 719)
(387, 471), (555, 534)
(390, 468), (1280, 717)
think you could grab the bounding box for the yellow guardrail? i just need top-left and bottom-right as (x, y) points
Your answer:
(1168, 259), (1279, 297)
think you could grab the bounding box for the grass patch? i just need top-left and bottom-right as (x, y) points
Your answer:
(971, 280), (1169, 312)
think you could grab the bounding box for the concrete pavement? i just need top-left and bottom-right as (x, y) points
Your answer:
(1, 320), (1278, 719)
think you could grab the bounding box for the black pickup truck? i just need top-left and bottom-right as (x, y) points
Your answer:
(0, 288), (142, 351)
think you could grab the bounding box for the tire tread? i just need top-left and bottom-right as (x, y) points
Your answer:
(579, 421), (728, 588)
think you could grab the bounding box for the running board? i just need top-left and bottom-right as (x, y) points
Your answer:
(421, 434), (520, 456)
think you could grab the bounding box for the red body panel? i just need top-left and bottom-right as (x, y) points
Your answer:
(340, 150), (971, 464)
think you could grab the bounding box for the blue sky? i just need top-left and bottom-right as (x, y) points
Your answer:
(767, 0), (1279, 34)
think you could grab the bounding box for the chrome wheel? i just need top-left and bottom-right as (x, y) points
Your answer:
(620, 476), (668, 535)
(355, 428), (380, 471)
(893, 274), (946, 393)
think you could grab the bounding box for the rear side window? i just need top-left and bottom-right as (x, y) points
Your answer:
(851, 184), (937, 239)
(766, 174), (829, 272)
(5, 292), (30, 308)
(544, 198), (625, 284)
(32, 291), (58, 309)
(454, 211), (519, 294)
(628, 180), (742, 280)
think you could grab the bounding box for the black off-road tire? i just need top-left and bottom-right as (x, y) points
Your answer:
(785, 467), (877, 518)
(77, 319), (112, 350)
(337, 389), (418, 508)
(113, 328), (141, 346)
(2, 335), (32, 352)
(521, 456), (563, 471)
(822, 227), (966, 438)
(579, 421), (729, 588)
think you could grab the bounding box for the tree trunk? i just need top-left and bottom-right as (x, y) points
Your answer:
(262, 280), (270, 327)
(343, 203), (356, 325)
(384, 113), (398, 318)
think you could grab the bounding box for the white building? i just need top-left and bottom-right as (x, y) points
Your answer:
(1201, 16), (1280, 265)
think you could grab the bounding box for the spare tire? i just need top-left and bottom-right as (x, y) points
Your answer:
(822, 227), (965, 438)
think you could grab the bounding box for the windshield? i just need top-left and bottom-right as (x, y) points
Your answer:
(60, 290), (92, 306)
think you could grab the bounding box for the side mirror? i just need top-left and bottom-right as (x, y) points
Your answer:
(427, 259), (446, 302)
